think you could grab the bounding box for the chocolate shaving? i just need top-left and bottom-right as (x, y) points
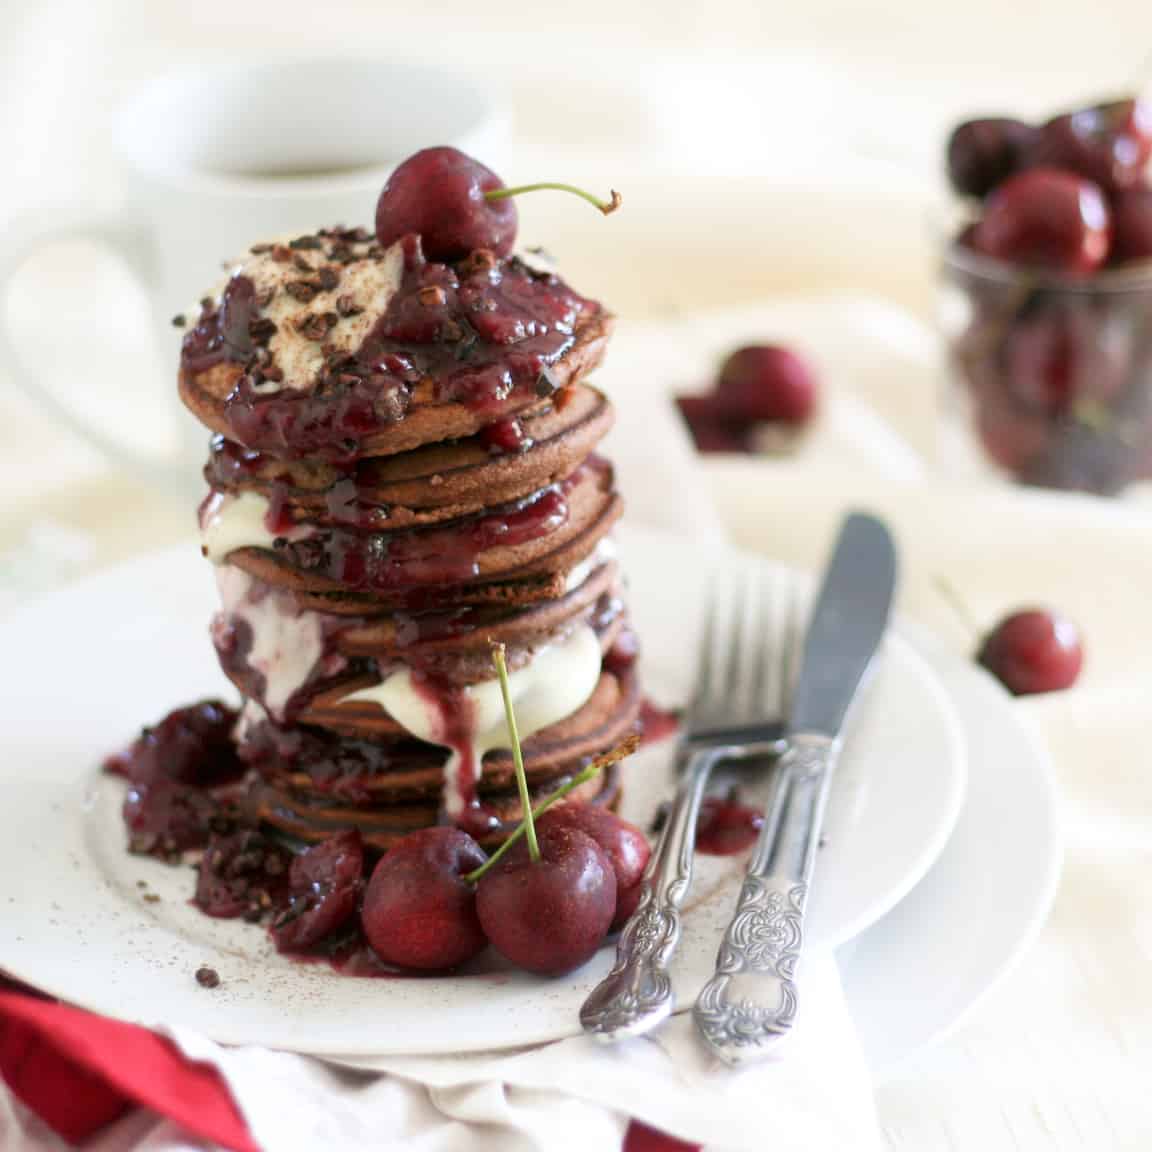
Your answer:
(285, 280), (319, 303)
(248, 317), (278, 343)
(171, 314), (186, 328)
(292, 253), (313, 273)
(195, 966), (220, 989)
(249, 242), (273, 254)
(294, 312), (339, 341)
(336, 294), (363, 318)
(467, 248), (498, 273)
(419, 285), (447, 308)
(289, 235), (323, 250)
(317, 266), (340, 291)
(271, 245), (293, 263)
(536, 367), (559, 397)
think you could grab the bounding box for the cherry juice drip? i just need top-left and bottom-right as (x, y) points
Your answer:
(695, 792), (764, 856)
(181, 242), (596, 461)
(409, 672), (500, 837)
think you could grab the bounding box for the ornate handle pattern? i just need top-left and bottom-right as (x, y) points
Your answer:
(693, 733), (835, 1064)
(580, 745), (719, 1041)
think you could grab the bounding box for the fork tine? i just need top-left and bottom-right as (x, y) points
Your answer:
(720, 573), (747, 711)
(779, 581), (804, 719)
(691, 582), (720, 717)
(746, 564), (773, 719)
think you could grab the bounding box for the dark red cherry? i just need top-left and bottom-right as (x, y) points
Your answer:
(675, 394), (751, 453)
(714, 345), (819, 426)
(361, 827), (488, 971)
(476, 824), (616, 975)
(973, 168), (1112, 273)
(106, 699), (242, 788)
(195, 830), (290, 919)
(1036, 98), (1152, 191)
(535, 805), (650, 929)
(271, 831), (364, 953)
(375, 147), (517, 262)
(1005, 307), (1123, 413)
(947, 118), (1039, 197)
(977, 609), (1084, 695)
(975, 401), (1050, 476)
(1110, 185), (1152, 263)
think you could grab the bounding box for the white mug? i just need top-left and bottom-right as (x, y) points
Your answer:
(0, 59), (509, 500)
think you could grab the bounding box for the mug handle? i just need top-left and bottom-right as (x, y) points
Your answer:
(0, 212), (176, 480)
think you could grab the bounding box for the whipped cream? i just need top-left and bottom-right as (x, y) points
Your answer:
(338, 625), (603, 816)
(563, 536), (617, 594)
(223, 239), (404, 390)
(214, 565), (328, 721)
(200, 490), (308, 563)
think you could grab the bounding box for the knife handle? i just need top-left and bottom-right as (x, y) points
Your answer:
(693, 732), (836, 1064)
(580, 743), (721, 1041)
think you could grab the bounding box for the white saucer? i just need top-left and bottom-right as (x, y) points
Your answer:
(840, 626), (1061, 1074)
(0, 530), (965, 1055)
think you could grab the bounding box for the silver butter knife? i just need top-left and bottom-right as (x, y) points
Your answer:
(693, 512), (897, 1064)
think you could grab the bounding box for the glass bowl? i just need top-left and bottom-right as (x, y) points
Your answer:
(941, 236), (1152, 495)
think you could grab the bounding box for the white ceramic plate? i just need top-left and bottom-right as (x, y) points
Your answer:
(0, 528), (965, 1055)
(839, 626), (1061, 1075)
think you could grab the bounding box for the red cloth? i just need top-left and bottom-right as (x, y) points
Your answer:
(0, 990), (699, 1152)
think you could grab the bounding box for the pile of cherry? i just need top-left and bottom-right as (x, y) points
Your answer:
(111, 699), (651, 979)
(946, 95), (1152, 494)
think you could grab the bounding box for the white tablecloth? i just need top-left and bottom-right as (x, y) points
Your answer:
(5, 6), (1152, 1141)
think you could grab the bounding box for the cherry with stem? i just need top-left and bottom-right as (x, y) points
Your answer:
(473, 642), (620, 975)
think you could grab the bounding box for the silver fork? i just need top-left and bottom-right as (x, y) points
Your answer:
(580, 562), (801, 1042)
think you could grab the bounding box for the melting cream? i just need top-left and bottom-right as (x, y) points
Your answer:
(563, 536), (617, 594)
(214, 566), (327, 721)
(200, 490), (308, 564)
(338, 625), (603, 816)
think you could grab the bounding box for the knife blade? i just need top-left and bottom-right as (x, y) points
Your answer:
(789, 511), (898, 738)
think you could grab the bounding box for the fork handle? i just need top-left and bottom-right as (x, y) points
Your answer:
(579, 743), (720, 1041)
(693, 732), (836, 1064)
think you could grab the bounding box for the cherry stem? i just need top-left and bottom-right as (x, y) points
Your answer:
(491, 643), (539, 864)
(484, 182), (622, 216)
(463, 759), (605, 885)
(933, 574), (981, 640)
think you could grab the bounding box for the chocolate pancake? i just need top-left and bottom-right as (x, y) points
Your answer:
(213, 556), (624, 721)
(242, 666), (639, 803)
(220, 460), (622, 602)
(252, 758), (625, 852)
(177, 229), (612, 461)
(205, 384), (614, 528)
(297, 616), (628, 735)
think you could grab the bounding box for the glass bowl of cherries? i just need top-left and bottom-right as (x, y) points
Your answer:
(942, 96), (1152, 495)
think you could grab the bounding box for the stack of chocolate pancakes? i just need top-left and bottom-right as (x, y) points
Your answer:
(178, 227), (639, 851)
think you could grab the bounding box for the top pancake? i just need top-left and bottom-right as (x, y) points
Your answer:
(177, 229), (612, 461)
